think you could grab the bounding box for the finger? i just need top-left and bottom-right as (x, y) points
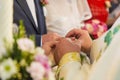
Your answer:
(44, 40), (58, 48)
(50, 32), (61, 37)
(56, 37), (64, 41)
(66, 29), (83, 38)
(67, 37), (76, 41)
(73, 40), (82, 47)
(52, 33), (62, 41)
(65, 29), (77, 37)
(49, 41), (59, 48)
(55, 38), (69, 48)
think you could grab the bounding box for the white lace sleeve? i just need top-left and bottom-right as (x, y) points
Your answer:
(77, 0), (92, 21)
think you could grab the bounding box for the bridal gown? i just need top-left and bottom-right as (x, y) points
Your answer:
(45, 0), (92, 36)
(56, 17), (120, 80)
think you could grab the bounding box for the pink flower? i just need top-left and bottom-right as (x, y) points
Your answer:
(35, 54), (51, 72)
(41, 0), (48, 6)
(27, 62), (45, 80)
(17, 38), (35, 53)
(82, 19), (108, 39)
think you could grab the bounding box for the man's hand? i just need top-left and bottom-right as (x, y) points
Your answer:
(42, 40), (58, 56)
(66, 29), (92, 55)
(54, 38), (81, 64)
(42, 32), (61, 45)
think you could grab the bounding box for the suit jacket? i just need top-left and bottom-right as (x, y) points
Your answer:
(13, 0), (47, 46)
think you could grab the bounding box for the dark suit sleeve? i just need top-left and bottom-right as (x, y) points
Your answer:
(35, 35), (41, 46)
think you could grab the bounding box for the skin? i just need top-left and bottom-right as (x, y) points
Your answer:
(42, 29), (93, 64)
(54, 38), (81, 64)
(42, 40), (58, 55)
(42, 32), (61, 45)
(66, 29), (92, 56)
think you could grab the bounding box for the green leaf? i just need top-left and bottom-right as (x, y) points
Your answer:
(18, 20), (26, 38)
(113, 25), (120, 34)
(29, 35), (35, 43)
(104, 31), (113, 46)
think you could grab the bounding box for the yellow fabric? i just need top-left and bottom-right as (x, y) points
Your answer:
(59, 52), (81, 67)
(56, 52), (81, 77)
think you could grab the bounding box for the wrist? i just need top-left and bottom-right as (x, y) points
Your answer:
(58, 52), (81, 67)
(56, 52), (81, 76)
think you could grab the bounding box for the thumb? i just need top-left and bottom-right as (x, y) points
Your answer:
(47, 40), (59, 48)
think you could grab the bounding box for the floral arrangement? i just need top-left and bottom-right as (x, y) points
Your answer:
(40, 0), (48, 6)
(0, 21), (55, 80)
(82, 19), (108, 39)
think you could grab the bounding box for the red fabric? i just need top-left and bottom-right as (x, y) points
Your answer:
(87, 0), (109, 22)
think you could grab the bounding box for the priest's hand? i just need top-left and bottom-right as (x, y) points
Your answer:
(54, 38), (81, 65)
(66, 29), (92, 56)
(42, 40), (58, 56)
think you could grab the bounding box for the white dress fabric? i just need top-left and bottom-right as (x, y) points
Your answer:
(57, 17), (120, 80)
(45, 0), (92, 36)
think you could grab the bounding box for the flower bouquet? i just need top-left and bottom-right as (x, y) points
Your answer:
(82, 19), (108, 39)
(0, 21), (55, 80)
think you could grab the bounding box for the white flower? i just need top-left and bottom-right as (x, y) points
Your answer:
(27, 61), (45, 80)
(48, 71), (55, 80)
(13, 23), (18, 34)
(0, 58), (17, 80)
(0, 43), (7, 59)
(35, 47), (45, 55)
(17, 38), (35, 53)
